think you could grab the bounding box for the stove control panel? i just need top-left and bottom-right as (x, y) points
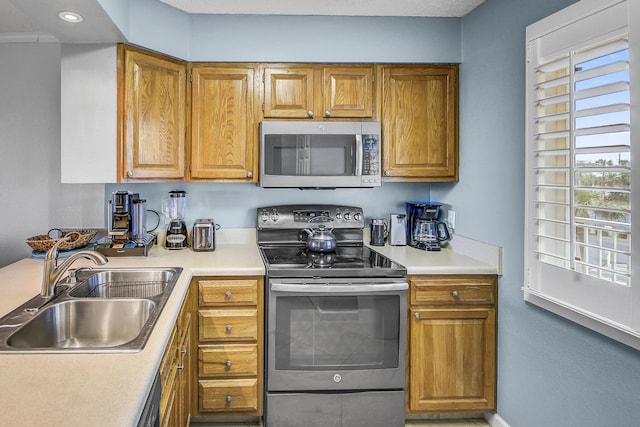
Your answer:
(257, 205), (365, 229)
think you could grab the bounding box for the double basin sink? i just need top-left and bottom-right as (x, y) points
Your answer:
(0, 267), (182, 353)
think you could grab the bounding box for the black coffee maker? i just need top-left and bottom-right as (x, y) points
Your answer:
(406, 202), (451, 251)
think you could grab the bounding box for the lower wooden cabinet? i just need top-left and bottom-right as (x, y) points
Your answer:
(160, 284), (193, 426)
(191, 276), (264, 418)
(407, 275), (497, 413)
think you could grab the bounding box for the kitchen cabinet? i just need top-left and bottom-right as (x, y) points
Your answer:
(192, 276), (264, 417)
(160, 284), (193, 426)
(189, 64), (259, 181)
(407, 275), (496, 413)
(118, 44), (187, 181)
(381, 65), (458, 181)
(262, 64), (376, 119)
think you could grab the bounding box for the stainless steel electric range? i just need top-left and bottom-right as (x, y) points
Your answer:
(257, 205), (408, 427)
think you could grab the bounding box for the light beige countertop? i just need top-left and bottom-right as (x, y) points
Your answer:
(0, 228), (499, 426)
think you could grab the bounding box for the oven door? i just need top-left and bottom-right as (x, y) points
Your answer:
(266, 278), (407, 392)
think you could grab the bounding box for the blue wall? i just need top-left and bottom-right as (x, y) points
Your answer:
(103, 0), (640, 425)
(431, 0), (640, 426)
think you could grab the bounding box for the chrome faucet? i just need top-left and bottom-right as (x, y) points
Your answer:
(41, 236), (108, 299)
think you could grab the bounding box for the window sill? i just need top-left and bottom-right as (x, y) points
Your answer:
(523, 288), (640, 351)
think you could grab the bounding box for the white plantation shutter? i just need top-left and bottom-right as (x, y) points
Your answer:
(525, 0), (639, 347)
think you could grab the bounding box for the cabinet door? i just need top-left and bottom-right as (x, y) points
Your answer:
(263, 66), (315, 118)
(382, 65), (458, 181)
(408, 307), (496, 412)
(190, 65), (257, 181)
(120, 45), (186, 181)
(323, 66), (374, 118)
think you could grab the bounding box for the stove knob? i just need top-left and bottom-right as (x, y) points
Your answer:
(354, 213), (362, 222)
(260, 213), (269, 222)
(335, 212), (342, 220)
(344, 212), (352, 221)
(270, 212), (279, 222)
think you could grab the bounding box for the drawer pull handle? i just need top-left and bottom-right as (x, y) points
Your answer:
(414, 312), (420, 320)
(226, 360), (232, 368)
(177, 363), (184, 370)
(181, 348), (187, 355)
(226, 324), (233, 332)
(452, 290), (460, 298)
(226, 395), (233, 403)
(225, 291), (232, 299)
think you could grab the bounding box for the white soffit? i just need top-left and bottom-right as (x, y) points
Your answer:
(158, 0), (486, 17)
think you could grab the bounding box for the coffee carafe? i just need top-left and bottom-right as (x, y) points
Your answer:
(164, 190), (188, 249)
(406, 202), (451, 251)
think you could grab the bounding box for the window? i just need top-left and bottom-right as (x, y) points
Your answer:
(525, 0), (639, 349)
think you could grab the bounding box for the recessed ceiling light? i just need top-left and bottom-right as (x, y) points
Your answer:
(58, 11), (83, 23)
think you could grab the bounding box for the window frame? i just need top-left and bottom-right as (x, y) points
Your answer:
(524, 0), (640, 350)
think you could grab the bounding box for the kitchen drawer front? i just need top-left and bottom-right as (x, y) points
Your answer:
(199, 378), (258, 413)
(198, 279), (259, 306)
(199, 309), (258, 342)
(410, 276), (496, 306)
(199, 344), (258, 377)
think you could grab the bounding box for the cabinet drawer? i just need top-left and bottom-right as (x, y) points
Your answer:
(199, 378), (258, 412)
(198, 279), (258, 306)
(411, 277), (496, 306)
(199, 344), (258, 377)
(199, 309), (258, 342)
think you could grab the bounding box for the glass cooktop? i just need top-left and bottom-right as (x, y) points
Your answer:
(260, 245), (407, 278)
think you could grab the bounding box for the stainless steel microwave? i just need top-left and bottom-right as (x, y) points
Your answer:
(259, 121), (381, 188)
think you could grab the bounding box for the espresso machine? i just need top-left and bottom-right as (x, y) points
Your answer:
(102, 190), (156, 255)
(406, 202), (451, 251)
(164, 190), (188, 249)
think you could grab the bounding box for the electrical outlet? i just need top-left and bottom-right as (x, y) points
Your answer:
(447, 210), (456, 231)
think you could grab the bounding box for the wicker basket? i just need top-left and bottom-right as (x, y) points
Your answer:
(26, 229), (97, 252)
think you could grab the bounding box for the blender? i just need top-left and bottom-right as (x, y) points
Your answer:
(164, 190), (188, 249)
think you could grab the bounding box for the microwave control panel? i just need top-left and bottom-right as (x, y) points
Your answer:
(362, 135), (380, 176)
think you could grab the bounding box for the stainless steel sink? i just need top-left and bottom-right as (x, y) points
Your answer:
(7, 299), (156, 349)
(0, 267), (182, 353)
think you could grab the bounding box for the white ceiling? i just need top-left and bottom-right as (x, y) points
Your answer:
(0, 0), (485, 43)
(158, 0), (486, 17)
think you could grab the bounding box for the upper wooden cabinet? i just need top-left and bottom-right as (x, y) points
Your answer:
(262, 65), (376, 119)
(381, 65), (458, 182)
(118, 44), (187, 181)
(189, 64), (258, 182)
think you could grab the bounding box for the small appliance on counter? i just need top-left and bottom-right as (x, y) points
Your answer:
(389, 213), (407, 246)
(97, 190), (157, 257)
(406, 201), (451, 251)
(164, 190), (188, 250)
(192, 218), (218, 252)
(370, 218), (387, 246)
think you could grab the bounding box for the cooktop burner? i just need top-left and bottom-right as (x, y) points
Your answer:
(260, 245), (406, 278)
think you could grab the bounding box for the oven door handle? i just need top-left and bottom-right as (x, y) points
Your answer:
(270, 282), (408, 293)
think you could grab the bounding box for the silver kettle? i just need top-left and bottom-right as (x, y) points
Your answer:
(301, 223), (337, 253)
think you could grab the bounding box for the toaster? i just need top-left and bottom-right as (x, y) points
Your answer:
(389, 213), (407, 246)
(192, 218), (216, 251)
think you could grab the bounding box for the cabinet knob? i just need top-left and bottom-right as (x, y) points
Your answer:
(325, 110), (331, 117)
(127, 171), (134, 177)
(414, 312), (420, 320)
(247, 171), (253, 178)
(385, 170), (391, 176)
(226, 396), (233, 403)
(452, 290), (460, 298)
(307, 110), (314, 117)
(226, 360), (232, 368)
(226, 324), (233, 332)
(177, 363), (184, 370)
(225, 291), (232, 299)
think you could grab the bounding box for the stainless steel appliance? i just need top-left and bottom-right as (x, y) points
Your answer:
(104, 191), (155, 254)
(108, 190), (139, 243)
(257, 205), (407, 427)
(137, 371), (161, 427)
(163, 190), (188, 249)
(406, 202), (451, 251)
(259, 121), (381, 188)
(389, 213), (407, 246)
(370, 218), (387, 246)
(192, 218), (216, 251)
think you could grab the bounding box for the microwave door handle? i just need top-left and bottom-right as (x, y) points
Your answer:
(355, 134), (363, 176)
(270, 282), (408, 293)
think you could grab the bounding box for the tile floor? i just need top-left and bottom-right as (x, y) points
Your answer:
(191, 419), (490, 427)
